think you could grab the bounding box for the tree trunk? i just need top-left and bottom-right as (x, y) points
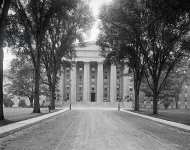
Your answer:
(50, 70), (57, 110)
(29, 95), (33, 107)
(133, 72), (141, 111)
(175, 94), (179, 109)
(33, 45), (41, 113)
(0, 48), (4, 120)
(50, 84), (56, 110)
(46, 69), (55, 110)
(134, 82), (140, 111)
(0, 0), (11, 120)
(153, 91), (158, 114)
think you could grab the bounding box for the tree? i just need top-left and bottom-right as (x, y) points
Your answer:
(98, 0), (190, 114)
(163, 59), (190, 109)
(141, 0), (190, 114)
(97, 0), (146, 111)
(7, 58), (34, 107)
(8, 0), (77, 113)
(0, 0), (11, 120)
(18, 99), (27, 107)
(141, 58), (190, 109)
(3, 94), (14, 107)
(41, 0), (94, 109)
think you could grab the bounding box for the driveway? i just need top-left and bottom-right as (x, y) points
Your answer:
(0, 108), (190, 150)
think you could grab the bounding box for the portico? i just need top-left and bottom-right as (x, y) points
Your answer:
(59, 41), (131, 103)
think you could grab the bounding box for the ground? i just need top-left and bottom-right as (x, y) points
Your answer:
(138, 108), (190, 125)
(0, 107), (50, 127)
(0, 108), (190, 150)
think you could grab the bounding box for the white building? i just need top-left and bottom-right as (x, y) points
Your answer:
(58, 41), (133, 104)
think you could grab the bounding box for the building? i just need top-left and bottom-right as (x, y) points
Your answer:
(58, 41), (133, 104)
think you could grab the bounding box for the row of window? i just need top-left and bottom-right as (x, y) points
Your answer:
(63, 66), (123, 101)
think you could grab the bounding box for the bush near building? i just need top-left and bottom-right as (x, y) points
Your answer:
(18, 99), (27, 108)
(3, 94), (14, 107)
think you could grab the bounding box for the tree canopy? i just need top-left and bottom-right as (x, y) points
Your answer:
(98, 0), (190, 114)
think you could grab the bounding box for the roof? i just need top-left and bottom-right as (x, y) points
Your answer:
(73, 41), (105, 62)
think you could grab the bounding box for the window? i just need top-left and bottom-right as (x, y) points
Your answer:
(66, 74), (70, 79)
(104, 93), (108, 98)
(66, 68), (70, 73)
(66, 87), (70, 91)
(66, 93), (69, 100)
(117, 94), (120, 100)
(79, 87), (82, 91)
(79, 67), (83, 71)
(79, 75), (82, 80)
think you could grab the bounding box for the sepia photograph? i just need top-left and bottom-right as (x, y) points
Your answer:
(0, 0), (190, 149)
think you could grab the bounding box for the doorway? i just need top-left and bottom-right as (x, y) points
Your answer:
(91, 92), (96, 102)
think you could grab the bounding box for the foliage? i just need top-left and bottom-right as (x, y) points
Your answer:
(161, 58), (190, 108)
(7, 58), (51, 107)
(6, 0), (79, 113)
(143, 0), (190, 114)
(18, 99), (27, 108)
(3, 94), (14, 107)
(98, 0), (190, 114)
(97, 0), (146, 111)
(41, 0), (94, 109)
(6, 58), (34, 107)
(162, 99), (172, 110)
(141, 58), (190, 109)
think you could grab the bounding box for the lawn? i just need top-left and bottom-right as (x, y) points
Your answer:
(0, 107), (51, 127)
(137, 108), (190, 125)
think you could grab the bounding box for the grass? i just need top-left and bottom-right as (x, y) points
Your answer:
(136, 108), (190, 125)
(0, 107), (58, 127)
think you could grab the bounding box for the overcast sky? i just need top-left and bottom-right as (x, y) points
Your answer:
(3, 0), (113, 70)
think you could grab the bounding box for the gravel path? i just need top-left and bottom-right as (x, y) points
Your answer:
(0, 109), (190, 150)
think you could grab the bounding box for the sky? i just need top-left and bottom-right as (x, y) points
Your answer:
(3, 0), (113, 70)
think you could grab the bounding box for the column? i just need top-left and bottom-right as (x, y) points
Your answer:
(83, 62), (90, 102)
(70, 63), (76, 103)
(122, 65), (129, 99)
(97, 63), (103, 103)
(110, 64), (117, 103)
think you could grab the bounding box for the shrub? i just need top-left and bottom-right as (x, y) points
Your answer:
(18, 99), (27, 107)
(3, 95), (14, 107)
(162, 99), (172, 109)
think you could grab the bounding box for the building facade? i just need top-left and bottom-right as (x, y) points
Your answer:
(58, 42), (132, 103)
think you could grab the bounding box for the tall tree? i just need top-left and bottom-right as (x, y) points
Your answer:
(8, 0), (76, 113)
(98, 0), (146, 111)
(141, 58), (190, 109)
(7, 58), (34, 107)
(142, 0), (190, 114)
(98, 0), (190, 114)
(41, 0), (94, 109)
(0, 0), (11, 120)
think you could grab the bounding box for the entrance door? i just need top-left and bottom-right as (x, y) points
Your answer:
(91, 93), (96, 102)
